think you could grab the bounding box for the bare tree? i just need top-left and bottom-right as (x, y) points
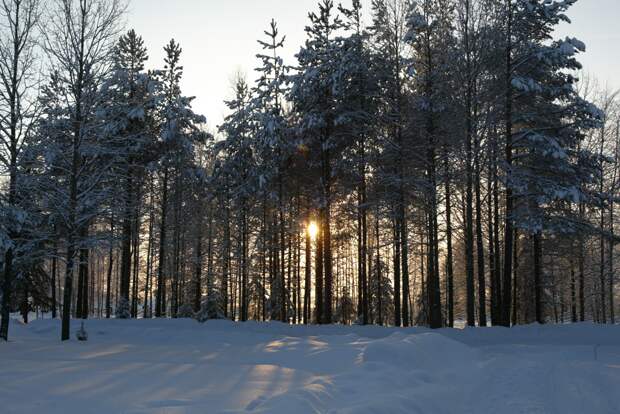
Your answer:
(41, 0), (125, 340)
(0, 0), (41, 341)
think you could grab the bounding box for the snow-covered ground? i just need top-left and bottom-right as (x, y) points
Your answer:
(1, 318), (619, 413)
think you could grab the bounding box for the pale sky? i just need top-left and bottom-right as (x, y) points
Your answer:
(128, 0), (620, 129)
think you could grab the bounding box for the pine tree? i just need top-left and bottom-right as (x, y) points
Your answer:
(154, 39), (207, 318)
(218, 75), (255, 322)
(250, 19), (291, 322)
(100, 29), (154, 318)
(290, 0), (345, 324)
(338, 0), (379, 326)
(405, 0), (456, 329)
(370, 0), (411, 328)
(507, 0), (601, 323)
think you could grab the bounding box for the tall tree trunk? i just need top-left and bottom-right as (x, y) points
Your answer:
(401, 210), (410, 327)
(223, 192), (231, 319)
(304, 217), (312, 325)
(1, 248), (15, 340)
(76, 226), (89, 319)
(194, 219), (204, 314)
(323, 158), (334, 324)
(51, 240), (58, 319)
(501, 0), (515, 327)
(131, 211), (140, 318)
(240, 203), (248, 322)
(206, 205), (214, 314)
(610, 122), (619, 324)
(426, 108), (441, 329)
(120, 173), (133, 313)
(579, 239), (586, 322)
(475, 138), (486, 327)
(106, 219), (114, 319)
(463, 0), (476, 328)
(490, 133), (502, 325)
(533, 233), (543, 324)
(62, 239), (76, 341)
(61, 54), (84, 340)
(393, 219), (401, 327)
(600, 199), (607, 323)
(279, 187), (286, 323)
(375, 208), (383, 326)
(156, 168), (169, 318)
(357, 180), (369, 325)
(570, 258), (577, 322)
(144, 180), (155, 318)
(261, 201), (267, 321)
(445, 154), (455, 328)
(171, 175), (182, 318)
(512, 229), (519, 325)
(315, 209), (324, 324)
(609, 195), (616, 324)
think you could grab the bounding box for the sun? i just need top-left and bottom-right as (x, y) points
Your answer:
(307, 221), (319, 240)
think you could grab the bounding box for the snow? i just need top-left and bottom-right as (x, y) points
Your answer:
(1, 318), (620, 413)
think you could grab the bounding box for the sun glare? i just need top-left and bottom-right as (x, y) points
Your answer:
(307, 221), (319, 240)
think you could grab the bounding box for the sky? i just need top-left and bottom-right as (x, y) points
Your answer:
(128, 0), (620, 129)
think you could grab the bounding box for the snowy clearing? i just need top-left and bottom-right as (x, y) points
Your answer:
(1, 319), (620, 413)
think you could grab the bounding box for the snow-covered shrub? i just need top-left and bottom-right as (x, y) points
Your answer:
(177, 303), (194, 318)
(369, 259), (394, 325)
(195, 290), (226, 322)
(115, 297), (130, 319)
(335, 288), (356, 325)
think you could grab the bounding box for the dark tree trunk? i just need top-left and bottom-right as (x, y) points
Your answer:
(475, 140), (486, 327)
(144, 181), (155, 318)
(315, 212), (324, 324)
(323, 187), (334, 324)
(490, 134), (502, 325)
(106, 219), (114, 319)
(357, 190), (365, 324)
(1, 249), (14, 340)
(131, 209), (140, 318)
(501, 0), (514, 327)
(222, 192), (230, 319)
(156, 168), (169, 318)
(375, 209), (383, 326)
(393, 219), (401, 327)
(61, 242), (76, 341)
(533, 233), (543, 324)
(600, 207), (607, 323)
(463, 0), (476, 328)
(445, 154), (455, 328)
(570, 259), (577, 322)
(579, 236), (585, 322)
(194, 222), (204, 314)
(401, 213), (410, 327)
(304, 218), (312, 325)
(279, 192), (286, 323)
(51, 242), (58, 319)
(512, 229), (519, 325)
(609, 198), (615, 324)
(76, 227), (89, 319)
(120, 174), (133, 312)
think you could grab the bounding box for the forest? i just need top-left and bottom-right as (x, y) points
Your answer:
(0, 0), (619, 344)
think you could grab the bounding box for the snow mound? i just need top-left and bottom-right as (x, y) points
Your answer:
(360, 331), (477, 370)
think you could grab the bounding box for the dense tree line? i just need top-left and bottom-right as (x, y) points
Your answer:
(0, 0), (617, 341)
